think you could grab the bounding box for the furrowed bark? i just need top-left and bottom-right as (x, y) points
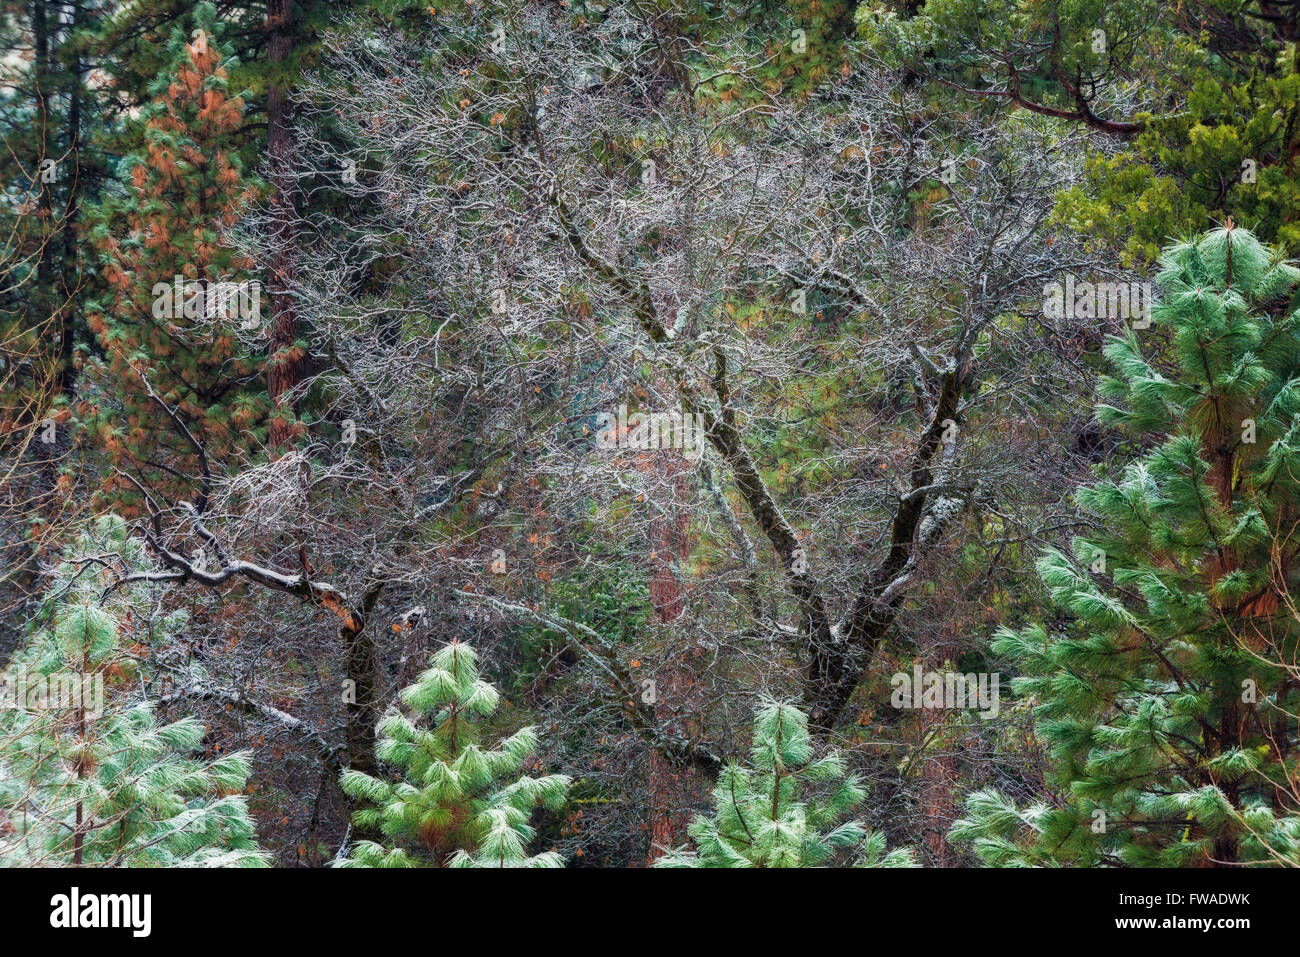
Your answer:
(265, 0), (306, 451)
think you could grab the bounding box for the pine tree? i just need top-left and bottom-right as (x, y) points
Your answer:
(952, 225), (1300, 866)
(864, 0), (1300, 262)
(83, 4), (265, 513)
(0, 521), (267, 866)
(654, 700), (914, 868)
(338, 641), (570, 868)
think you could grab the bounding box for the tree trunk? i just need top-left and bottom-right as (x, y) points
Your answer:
(642, 448), (700, 861)
(341, 583), (385, 780)
(265, 0), (305, 451)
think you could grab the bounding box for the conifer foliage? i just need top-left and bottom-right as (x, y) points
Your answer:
(0, 522), (266, 866)
(83, 4), (264, 512)
(338, 641), (571, 868)
(952, 226), (1300, 866)
(655, 700), (914, 868)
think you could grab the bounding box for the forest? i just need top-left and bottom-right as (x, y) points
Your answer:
(2, 0), (1300, 878)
